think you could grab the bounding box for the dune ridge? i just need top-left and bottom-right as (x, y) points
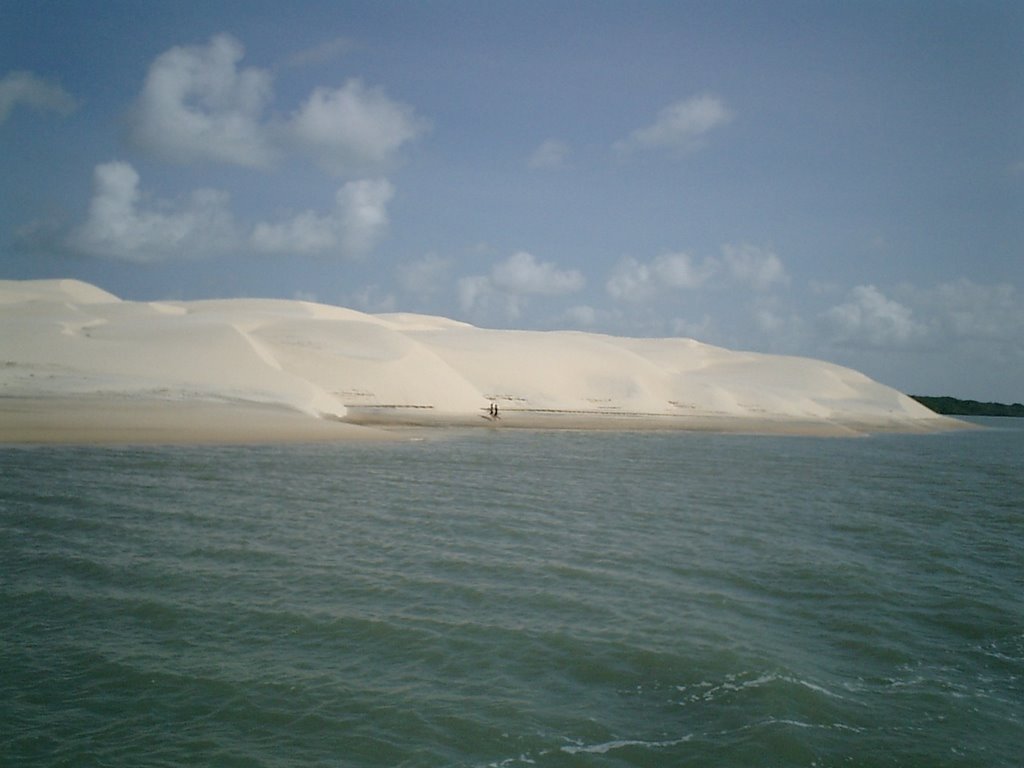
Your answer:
(0, 279), (964, 443)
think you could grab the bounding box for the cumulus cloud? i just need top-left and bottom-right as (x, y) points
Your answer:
(129, 35), (424, 174)
(614, 94), (732, 155)
(606, 252), (714, 302)
(457, 252), (583, 321)
(824, 285), (926, 347)
(70, 161), (237, 262)
(528, 139), (569, 169)
(337, 178), (395, 255)
(745, 294), (810, 351)
(607, 245), (788, 302)
(456, 274), (522, 319)
(721, 243), (788, 290)
(606, 258), (656, 302)
(287, 79), (427, 175)
(71, 162), (394, 262)
(0, 70), (78, 124)
(251, 178), (393, 258)
(457, 275), (491, 314)
(491, 251), (584, 295)
(131, 34), (275, 167)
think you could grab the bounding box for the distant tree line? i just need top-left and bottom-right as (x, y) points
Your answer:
(910, 395), (1024, 417)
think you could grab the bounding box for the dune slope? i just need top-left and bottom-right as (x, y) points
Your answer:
(0, 279), (963, 441)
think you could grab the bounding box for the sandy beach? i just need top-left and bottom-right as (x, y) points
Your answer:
(0, 279), (967, 444)
(0, 397), (393, 445)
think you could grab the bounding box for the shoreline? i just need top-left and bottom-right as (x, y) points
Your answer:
(0, 396), (973, 446)
(342, 405), (971, 437)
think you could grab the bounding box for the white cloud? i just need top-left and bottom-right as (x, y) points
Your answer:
(606, 252), (714, 302)
(287, 79), (427, 175)
(338, 177), (395, 255)
(0, 70), (77, 124)
(131, 34), (275, 167)
(251, 178), (393, 258)
(614, 94), (732, 155)
(606, 258), (656, 302)
(824, 285), (926, 347)
(491, 251), (584, 295)
(748, 295), (808, 352)
(129, 35), (424, 174)
(528, 139), (569, 169)
(721, 243), (788, 290)
(72, 163), (394, 263)
(457, 274), (508, 317)
(457, 252), (583, 322)
(251, 210), (335, 254)
(655, 252), (716, 289)
(70, 161), (237, 262)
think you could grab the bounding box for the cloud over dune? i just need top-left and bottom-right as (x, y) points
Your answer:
(71, 162), (238, 262)
(491, 251), (584, 296)
(130, 35), (425, 174)
(287, 79), (427, 175)
(721, 244), (788, 291)
(251, 178), (394, 258)
(87, 34), (420, 263)
(824, 285), (925, 348)
(131, 35), (275, 167)
(606, 244), (781, 303)
(606, 252), (714, 302)
(458, 252), (583, 320)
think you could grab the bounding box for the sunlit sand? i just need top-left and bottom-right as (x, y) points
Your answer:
(0, 279), (965, 444)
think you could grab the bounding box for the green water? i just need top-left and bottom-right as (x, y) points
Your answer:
(2, 422), (1022, 766)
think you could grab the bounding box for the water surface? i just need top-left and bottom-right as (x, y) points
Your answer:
(3, 420), (1022, 766)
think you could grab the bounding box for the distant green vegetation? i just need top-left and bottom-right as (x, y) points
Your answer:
(911, 395), (1024, 417)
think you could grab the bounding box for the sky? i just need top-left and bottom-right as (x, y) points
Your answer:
(2, 0), (1022, 402)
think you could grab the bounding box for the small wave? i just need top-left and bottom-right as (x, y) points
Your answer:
(675, 670), (848, 705)
(740, 717), (866, 734)
(561, 734), (692, 755)
(482, 755), (536, 767)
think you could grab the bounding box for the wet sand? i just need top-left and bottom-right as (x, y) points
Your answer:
(0, 398), (393, 445)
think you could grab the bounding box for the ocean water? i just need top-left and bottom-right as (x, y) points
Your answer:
(2, 420), (1022, 767)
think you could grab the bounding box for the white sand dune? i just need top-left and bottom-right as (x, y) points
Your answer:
(0, 278), (964, 443)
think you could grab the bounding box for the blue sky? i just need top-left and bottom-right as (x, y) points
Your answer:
(2, 0), (1022, 401)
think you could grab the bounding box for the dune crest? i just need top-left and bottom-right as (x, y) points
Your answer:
(0, 279), (964, 442)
